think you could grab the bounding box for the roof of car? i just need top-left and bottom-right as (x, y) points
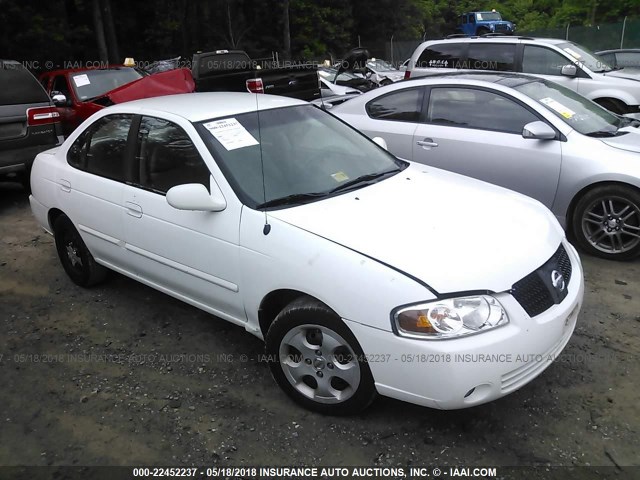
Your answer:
(403, 71), (546, 88)
(430, 36), (567, 45)
(106, 92), (308, 122)
(596, 48), (640, 54)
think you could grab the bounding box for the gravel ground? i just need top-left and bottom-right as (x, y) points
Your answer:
(1, 182), (639, 477)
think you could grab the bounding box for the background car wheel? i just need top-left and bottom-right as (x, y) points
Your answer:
(265, 296), (377, 415)
(53, 215), (108, 287)
(380, 79), (393, 86)
(594, 98), (628, 115)
(571, 185), (640, 260)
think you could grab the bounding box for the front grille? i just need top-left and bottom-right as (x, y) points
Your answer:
(495, 24), (508, 32)
(510, 244), (572, 317)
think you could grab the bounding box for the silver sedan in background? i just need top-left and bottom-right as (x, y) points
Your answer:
(331, 73), (640, 260)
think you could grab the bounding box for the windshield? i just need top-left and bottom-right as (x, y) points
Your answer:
(514, 79), (620, 135)
(70, 68), (143, 101)
(367, 59), (397, 72)
(557, 42), (614, 72)
(476, 12), (502, 21)
(196, 105), (405, 209)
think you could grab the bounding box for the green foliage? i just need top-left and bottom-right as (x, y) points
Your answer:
(0, 0), (638, 65)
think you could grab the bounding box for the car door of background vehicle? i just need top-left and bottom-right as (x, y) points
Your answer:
(122, 115), (245, 323)
(358, 87), (425, 159)
(520, 45), (582, 94)
(412, 86), (562, 208)
(57, 114), (134, 268)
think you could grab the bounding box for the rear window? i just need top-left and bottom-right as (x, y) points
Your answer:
(196, 53), (254, 76)
(0, 62), (50, 105)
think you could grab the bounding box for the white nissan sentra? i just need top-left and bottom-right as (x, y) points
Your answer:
(29, 93), (584, 414)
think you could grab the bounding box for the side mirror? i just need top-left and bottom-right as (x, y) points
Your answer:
(166, 182), (226, 212)
(561, 64), (578, 77)
(51, 91), (68, 106)
(372, 136), (388, 150)
(522, 121), (556, 140)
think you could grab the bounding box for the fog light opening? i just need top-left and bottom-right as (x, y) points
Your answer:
(462, 383), (493, 404)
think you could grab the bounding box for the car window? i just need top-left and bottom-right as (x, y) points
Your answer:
(522, 46), (570, 76)
(135, 116), (211, 194)
(52, 75), (71, 99)
(598, 52), (616, 67)
(366, 88), (424, 122)
(615, 51), (640, 68)
(467, 44), (516, 71)
(427, 87), (539, 134)
(67, 114), (133, 181)
(514, 79), (620, 136)
(0, 62), (50, 105)
(417, 43), (464, 69)
(70, 68), (143, 101)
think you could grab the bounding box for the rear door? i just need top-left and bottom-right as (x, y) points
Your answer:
(57, 114), (135, 268)
(412, 86), (562, 208)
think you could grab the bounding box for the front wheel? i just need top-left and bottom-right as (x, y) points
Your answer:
(571, 185), (640, 260)
(266, 297), (377, 415)
(594, 98), (628, 115)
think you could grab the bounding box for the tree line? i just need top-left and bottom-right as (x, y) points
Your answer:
(1, 0), (638, 66)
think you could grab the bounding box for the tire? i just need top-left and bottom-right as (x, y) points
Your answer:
(265, 296), (377, 415)
(594, 98), (628, 115)
(380, 79), (393, 87)
(53, 215), (108, 287)
(571, 185), (640, 260)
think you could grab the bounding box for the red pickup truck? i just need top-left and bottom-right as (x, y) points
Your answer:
(40, 66), (195, 136)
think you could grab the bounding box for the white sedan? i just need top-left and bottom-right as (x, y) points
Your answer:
(29, 92), (583, 414)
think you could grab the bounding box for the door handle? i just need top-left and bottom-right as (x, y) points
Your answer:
(416, 138), (438, 148)
(125, 201), (143, 218)
(58, 179), (71, 193)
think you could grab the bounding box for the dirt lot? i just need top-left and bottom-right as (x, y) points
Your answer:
(1, 182), (639, 476)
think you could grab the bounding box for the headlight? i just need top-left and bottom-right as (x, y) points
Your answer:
(393, 296), (508, 340)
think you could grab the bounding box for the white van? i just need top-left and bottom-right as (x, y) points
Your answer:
(405, 36), (640, 115)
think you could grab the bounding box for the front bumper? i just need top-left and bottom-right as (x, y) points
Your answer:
(345, 241), (584, 409)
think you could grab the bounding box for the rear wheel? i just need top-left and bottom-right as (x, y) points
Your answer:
(571, 185), (640, 260)
(266, 297), (376, 415)
(53, 215), (108, 286)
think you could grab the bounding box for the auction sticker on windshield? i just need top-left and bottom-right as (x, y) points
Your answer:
(203, 118), (259, 151)
(73, 74), (91, 87)
(539, 97), (575, 119)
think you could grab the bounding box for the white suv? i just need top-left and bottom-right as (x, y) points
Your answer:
(405, 36), (640, 115)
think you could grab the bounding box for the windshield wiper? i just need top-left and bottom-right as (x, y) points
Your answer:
(256, 192), (329, 209)
(329, 168), (401, 194)
(586, 129), (620, 137)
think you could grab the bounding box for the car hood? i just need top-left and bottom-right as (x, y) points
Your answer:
(97, 68), (195, 104)
(375, 71), (404, 82)
(600, 127), (640, 152)
(269, 163), (563, 294)
(602, 69), (640, 82)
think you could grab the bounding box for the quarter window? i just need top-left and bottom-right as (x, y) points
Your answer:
(366, 88), (424, 122)
(467, 44), (516, 71)
(136, 116), (210, 194)
(67, 114), (133, 182)
(417, 43), (464, 69)
(522, 46), (570, 76)
(427, 87), (540, 134)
